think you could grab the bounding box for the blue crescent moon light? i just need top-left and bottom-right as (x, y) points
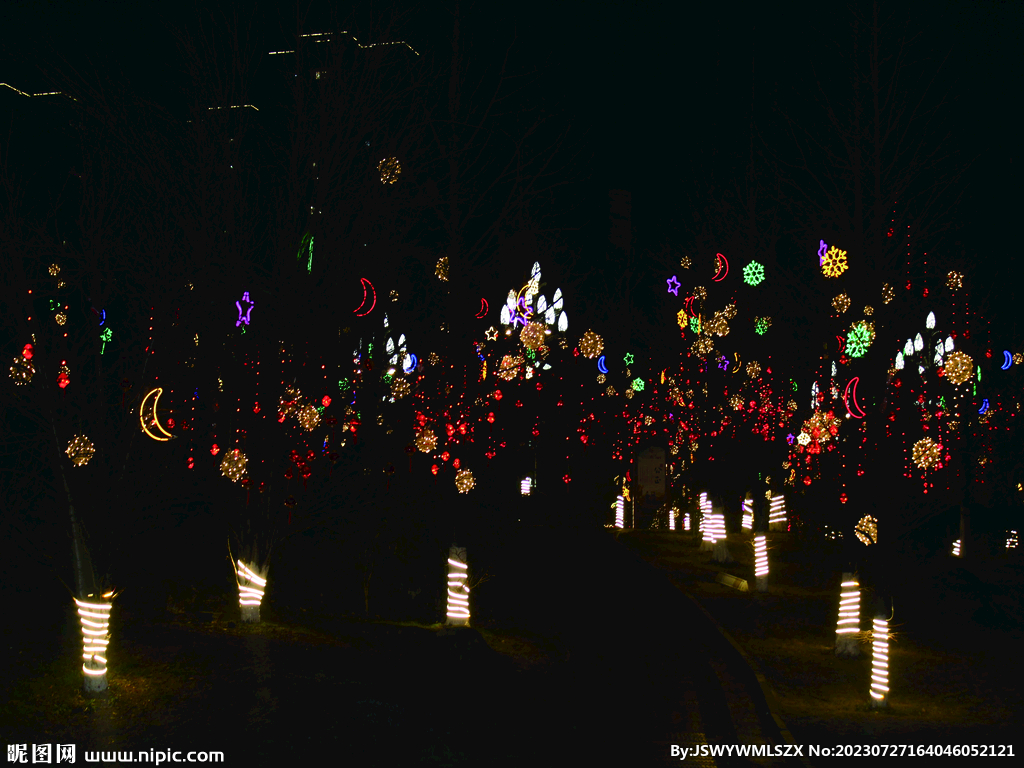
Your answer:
(597, 355), (608, 374)
(1003, 351), (1012, 370)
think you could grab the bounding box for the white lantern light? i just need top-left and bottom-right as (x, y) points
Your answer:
(926, 311), (936, 329)
(75, 595), (112, 692)
(870, 616), (890, 707)
(446, 547), (470, 626)
(895, 352), (905, 370)
(545, 307), (556, 325)
(914, 333), (924, 352)
(754, 535), (768, 591)
(500, 305), (511, 326)
(835, 575), (860, 657)
(557, 311), (568, 333)
(944, 336), (954, 353)
(904, 339), (914, 357)
(552, 288), (563, 311)
(236, 560), (267, 623)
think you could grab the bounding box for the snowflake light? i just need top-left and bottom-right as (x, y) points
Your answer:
(743, 261), (765, 286)
(580, 330), (604, 359)
(220, 448), (247, 482)
(832, 293), (851, 314)
(676, 309), (688, 329)
(912, 437), (941, 469)
(944, 351), (973, 385)
(846, 321), (875, 358)
(631, 377), (645, 392)
(455, 468), (475, 493)
(66, 435), (96, 466)
(822, 246), (848, 277)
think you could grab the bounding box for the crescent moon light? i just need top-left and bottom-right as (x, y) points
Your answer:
(597, 355), (608, 374)
(140, 388), (174, 441)
(843, 377), (866, 419)
(1002, 351), (1012, 370)
(732, 352), (740, 374)
(475, 298), (489, 319)
(712, 252), (729, 282)
(353, 278), (376, 316)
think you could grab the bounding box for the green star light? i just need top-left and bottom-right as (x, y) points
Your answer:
(623, 352), (634, 366)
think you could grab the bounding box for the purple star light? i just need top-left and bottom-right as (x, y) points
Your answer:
(667, 275), (681, 296)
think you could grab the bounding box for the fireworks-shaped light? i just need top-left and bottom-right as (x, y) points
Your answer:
(297, 404), (321, 431)
(416, 428), (437, 453)
(832, 293), (851, 314)
(746, 361), (761, 378)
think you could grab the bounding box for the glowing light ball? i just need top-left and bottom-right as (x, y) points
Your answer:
(66, 435), (96, 467)
(390, 378), (411, 400)
(855, 515), (878, 546)
(378, 156), (402, 184)
(623, 388), (635, 400)
(1014, 353), (1023, 366)
(9, 355), (35, 385)
(944, 350), (973, 385)
(743, 261), (766, 286)
(870, 616), (889, 707)
(220, 448), (247, 482)
(691, 335), (714, 357)
(75, 594), (112, 692)
(832, 293), (851, 314)
(705, 315), (729, 337)
(435, 255), (449, 282)
(835, 575), (861, 657)
(605, 386), (616, 397)
(497, 354), (521, 381)
(822, 246), (848, 277)
(882, 284), (895, 304)
(520, 322), (546, 351)
(579, 330), (604, 358)
(455, 468), (475, 493)
(746, 361), (761, 378)
(911, 437), (941, 469)
(754, 535), (768, 591)
(55, 311), (67, 326)
(416, 428), (437, 453)
(846, 321), (875, 358)
(446, 547), (470, 625)
(946, 271), (963, 290)
(235, 560), (267, 623)
(596, 373), (606, 384)
(297, 403), (321, 431)
(729, 394), (744, 411)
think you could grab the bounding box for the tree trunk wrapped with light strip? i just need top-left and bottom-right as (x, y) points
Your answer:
(75, 594), (112, 694)
(753, 535), (768, 591)
(236, 560), (267, 623)
(834, 573), (860, 657)
(445, 546), (470, 626)
(742, 497), (753, 531)
(768, 494), (786, 530)
(699, 493), (714, 551)
(870, 613), (890, 707)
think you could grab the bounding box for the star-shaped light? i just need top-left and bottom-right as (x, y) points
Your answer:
(717, 357), (729, 371)
(485, 326), (498, 341)
(623, 352), (634, 366)
(666, 275), (681, 296)
(235, 291), (255, 327)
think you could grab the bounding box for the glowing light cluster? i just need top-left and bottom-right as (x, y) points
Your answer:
(855, 515), (878, 546)
(297, 403), (321, 431)
(822, 246), (848, 277)
(10, 352), (35, 385)
(378, 156), (402, 184)
(743, 260), (765, 286)
(742, 498), (753, 530)
(66, 435), (96, 467)
(220, 448), (247, 482)
(435, 255), (449, 282)
(836, 578), (860, 637)
(832, 293), (851, 314)
(911, 438), (941, 470)
(943, 350), (973, 385)
(746, 361), (761, 378)
(416, 428), (437, 453)
(754, 535), (768, 580)
(580, 330), (604, 359)
(870, 617), (889, 705)
(946, 271), (963, 290)
(446, 549), (470, 625)
(75, 595), (112, 680)
(882, 283), (894, 304)
(455, 468), (475, 493)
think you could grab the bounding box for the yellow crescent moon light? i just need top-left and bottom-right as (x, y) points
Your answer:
(140, 388), (174, 441)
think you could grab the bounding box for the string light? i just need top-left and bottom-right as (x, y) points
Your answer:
(855, 515), (878, 546)
(446, 548), (470, 625)
(220, 448), (247, 482)
(870, 616), (890, 707)
(835, 576), (860, 657)
(455, 468), (475, 493)
(615, 495), (624, 528)
(75, 595), (112, 688)
(236, 560), (267, 623)
(521, 477), (531, 495)
(378, 157), (402, 184)
(580, 330), (604, 359)
(754, 535), (768, 590)
(769, 495), (786, 529)
(742, 497), (753, 530)
(952, 539), (961, 557)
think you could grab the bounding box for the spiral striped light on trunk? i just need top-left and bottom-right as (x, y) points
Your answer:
(445, 547), (470, 625)
(75, 595), (112, 682)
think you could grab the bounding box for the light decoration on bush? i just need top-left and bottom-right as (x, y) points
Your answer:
(580, 330), (604, 359)
(912, 437), (941, 470)
(75, 594), (112, 683)
(236, 560), (267, 623)
(821, 245), (848, 277)
(435, 255), (449, 282)
(835, 576), (860, 657)
(870, 616), (890, 706)
(947, 271), (963, 290)
(742, 260), (765, 286)
(446, 547), (470, 625)
(615, 495), (624, 528)
(297, 403), (321, 431)
(769, 495), (786, 529)
(754, 535), (768, 589)
(66, 435), (96, 466)
(855, 515), (878, 546)
(952, 539), (961, 557)
(220, 448), (247, 482)
(455, 468), (475, 493)
(378, 156), (401, 184)
(742, 498), (753, 530)
(944, 350), (973, 385)
(832, 293), (851, 314)
(521, 477), (531, 495)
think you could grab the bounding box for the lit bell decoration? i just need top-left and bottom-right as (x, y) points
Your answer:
(220, 448), (247, 482)
(66, 435), (96, 466)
